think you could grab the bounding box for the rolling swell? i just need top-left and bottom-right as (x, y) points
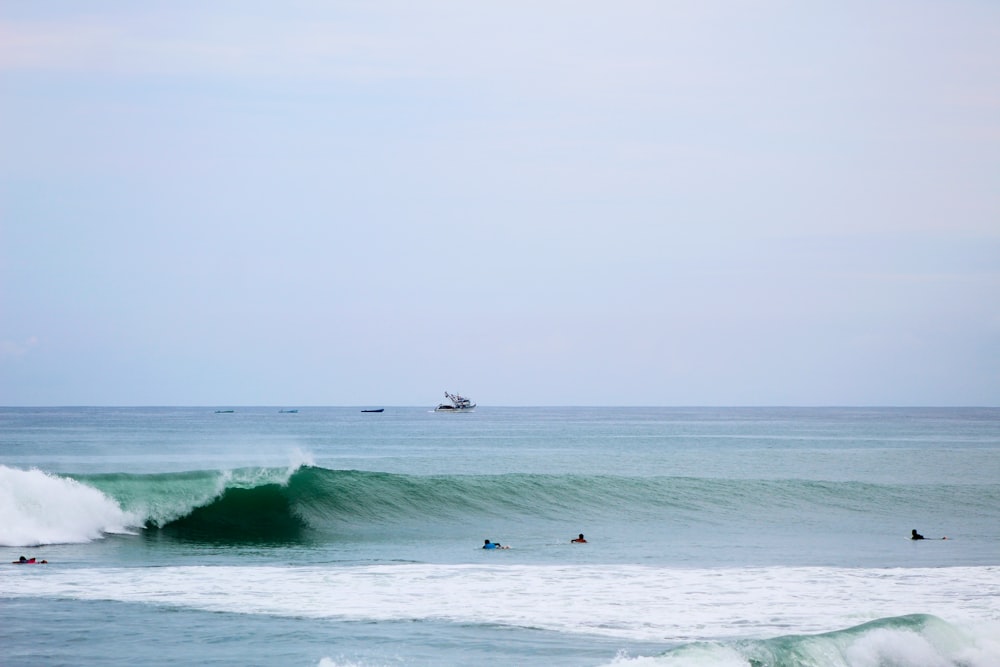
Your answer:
(71, 466), (1000, 544)
(655, 614), (990, 666)
(75, 467), (305, 543)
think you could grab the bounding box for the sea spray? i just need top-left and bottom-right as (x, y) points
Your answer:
(0, 465), (137, 546)
(0, 463), (310, 546)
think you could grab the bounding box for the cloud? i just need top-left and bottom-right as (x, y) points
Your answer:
(0, 21), (114, 72)
(0, 336), (39, 360)
(0, 14), (374, 80)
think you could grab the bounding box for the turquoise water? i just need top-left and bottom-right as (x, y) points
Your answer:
(2, 407), (999, 665)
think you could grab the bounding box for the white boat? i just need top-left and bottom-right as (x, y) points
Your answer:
(435, 391), (476, 412)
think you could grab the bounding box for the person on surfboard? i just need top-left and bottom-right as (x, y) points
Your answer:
(482, 539), (508, 550)
(13, 556), (47, 564)
(911, 529), (947, 540)
(571, 533), (587, 543)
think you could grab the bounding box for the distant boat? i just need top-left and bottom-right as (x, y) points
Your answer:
(361, 408), (384, 413)
(214, 410), (235, 414)
(435, 391), (476, 413)
(279, 409), (299, 413)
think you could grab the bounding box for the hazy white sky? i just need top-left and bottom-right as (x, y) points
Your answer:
(1, 1), (998, 406)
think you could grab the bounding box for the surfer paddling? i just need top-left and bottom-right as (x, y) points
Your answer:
(571, 533), (587, 543)
(482, 539), (509, 550)
(911, 529), (947, 540)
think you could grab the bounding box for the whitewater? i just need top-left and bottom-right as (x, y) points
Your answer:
(2, 406), (999, 666)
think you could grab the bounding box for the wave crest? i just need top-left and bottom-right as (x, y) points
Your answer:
(614, 615), (1000, 667)
(0, 465), (138, 546)
(6, 465), (999, 547)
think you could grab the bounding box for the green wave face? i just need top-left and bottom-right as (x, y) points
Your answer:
(156, 484), (308, 542)
(70, 466), (999, 545)
(652, 614), (964, 666)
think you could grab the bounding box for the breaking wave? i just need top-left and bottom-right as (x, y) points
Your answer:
(2, 463), (998, 546)
(613, 614), (1000, 667)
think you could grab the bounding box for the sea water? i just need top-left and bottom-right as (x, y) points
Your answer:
(1, 406), (998, 666)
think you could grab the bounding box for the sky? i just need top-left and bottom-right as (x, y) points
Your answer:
(1, 1), (998, 406)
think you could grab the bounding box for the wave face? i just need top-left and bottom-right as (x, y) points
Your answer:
(3, 463), (999, 547)
(636, 614), (1000, 667)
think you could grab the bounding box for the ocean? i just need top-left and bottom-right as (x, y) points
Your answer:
(1, 406), (998, 666)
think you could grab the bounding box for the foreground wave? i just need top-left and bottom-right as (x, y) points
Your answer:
(5, 563), (1000, 665)
(3, 463), (999, 546)
(613, 614), (1000, 666)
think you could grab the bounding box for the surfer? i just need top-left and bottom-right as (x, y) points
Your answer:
(13, 556), (46, 564)
(571, 533), (587, 543)
(911, 529), (947, 540)
(482, 539), (508, 550)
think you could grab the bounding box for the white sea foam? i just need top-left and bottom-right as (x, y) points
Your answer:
(289, 447), (316, 470)
(608, 646), (748, 667)
(3, 563), (998, 647)
(0, 465), (139, 546)
(317, 658), (378, 667)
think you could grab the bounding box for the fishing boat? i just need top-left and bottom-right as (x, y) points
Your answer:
(361, 408), (384, 413)
(434, 392), (476, 412)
